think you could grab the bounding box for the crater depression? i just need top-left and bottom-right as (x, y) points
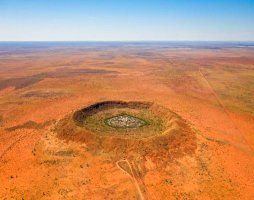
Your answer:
(55, 101), (197, 164)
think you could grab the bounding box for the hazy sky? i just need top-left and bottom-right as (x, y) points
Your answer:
(0, 0), (253, 41)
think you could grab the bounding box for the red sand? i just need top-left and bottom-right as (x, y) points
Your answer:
(0, 46), (254, 199)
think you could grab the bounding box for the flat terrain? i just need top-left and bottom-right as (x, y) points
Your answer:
(0, 42), (254, 199)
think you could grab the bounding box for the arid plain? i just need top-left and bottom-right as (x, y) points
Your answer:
(0, 42), (254, 199)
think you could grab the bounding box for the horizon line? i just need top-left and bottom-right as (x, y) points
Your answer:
(0, 40), (254, 43)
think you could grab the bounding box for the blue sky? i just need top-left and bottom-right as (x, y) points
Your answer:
(0, 0), (253, 41)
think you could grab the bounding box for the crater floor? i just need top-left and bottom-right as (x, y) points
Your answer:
(105, 114), (147, 128)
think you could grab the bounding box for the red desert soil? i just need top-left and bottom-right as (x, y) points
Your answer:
(0, 44), (254, 199)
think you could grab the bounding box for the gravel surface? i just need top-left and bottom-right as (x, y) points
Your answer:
(106, 114), (146, 128)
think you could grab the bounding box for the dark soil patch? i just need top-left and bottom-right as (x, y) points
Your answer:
(0, 76), (44, 90)
(0, 68), (117, 90)
(22, 90), (64, 98)
(6, 120), (55, 132)
(54, 150), (75, 157)
(0, 115), (3, 125)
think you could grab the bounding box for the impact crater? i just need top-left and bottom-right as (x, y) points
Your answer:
(55, 100), (197, 163)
